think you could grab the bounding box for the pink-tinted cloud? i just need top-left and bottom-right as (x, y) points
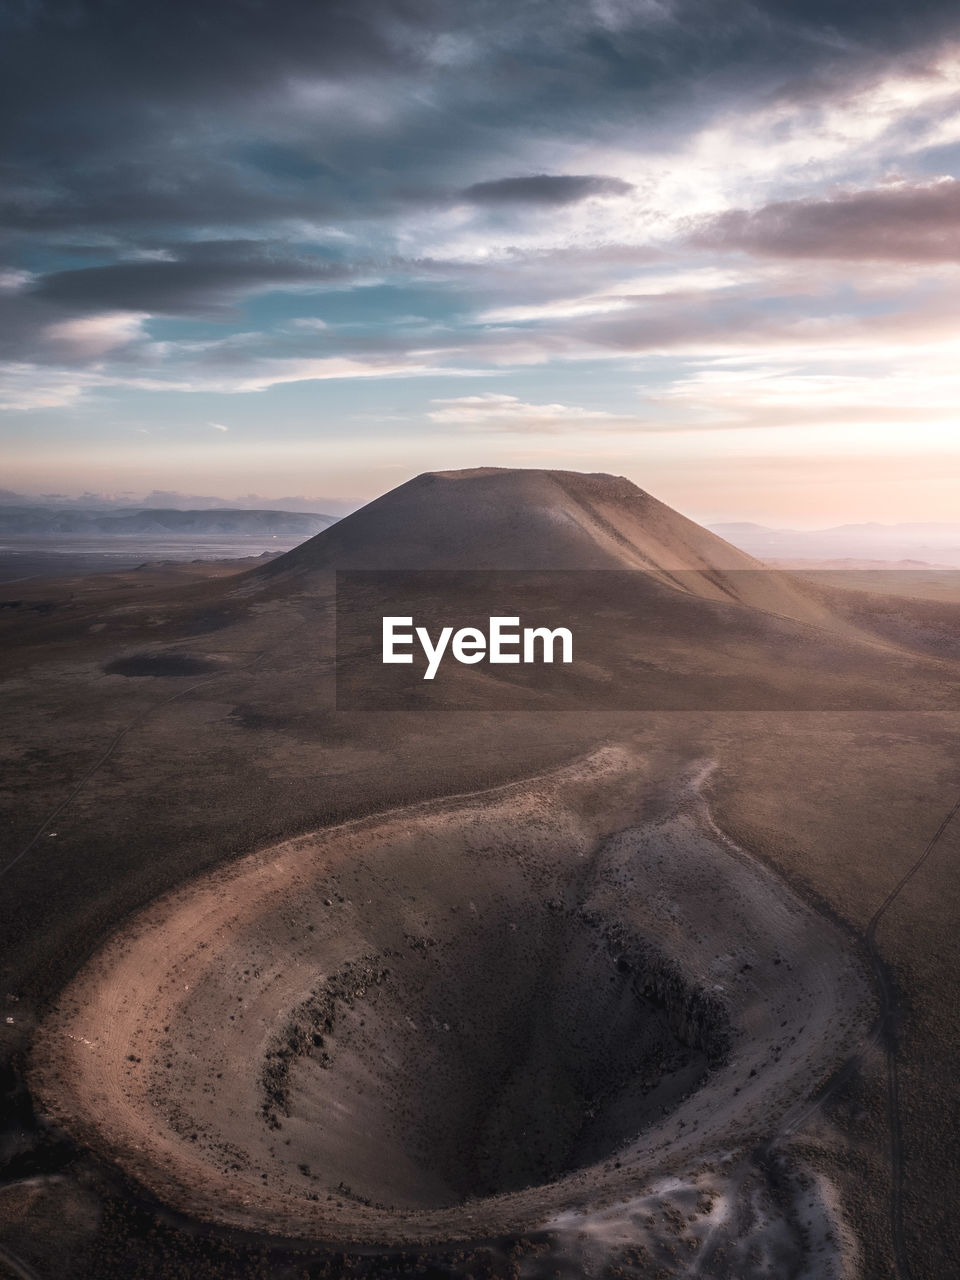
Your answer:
(690, 179), (960, 262)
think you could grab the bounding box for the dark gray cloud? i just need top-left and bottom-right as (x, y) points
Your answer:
(690, 180), (960, 262)
(462, 174), (634, 206)
(0, 162), (346, 234)
(29, 241), (356, 314)
(4, 0), (960, 404)
(0, 0), (440, 151)
(3, 0), (958, 246)
(751, 0), (955, 46)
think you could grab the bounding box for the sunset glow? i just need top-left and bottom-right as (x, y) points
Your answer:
(3, 2), (960, 522)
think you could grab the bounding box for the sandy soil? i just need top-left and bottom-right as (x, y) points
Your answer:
(30, 748), (871, 1262)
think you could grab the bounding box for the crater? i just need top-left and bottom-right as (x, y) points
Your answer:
(257, 908), (727, 1211)
(30, 752), (871, 1246)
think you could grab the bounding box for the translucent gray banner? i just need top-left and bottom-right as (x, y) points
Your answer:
(334, 570), (960, 711)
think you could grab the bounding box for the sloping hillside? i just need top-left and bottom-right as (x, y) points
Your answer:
(262, 468), (838, 628)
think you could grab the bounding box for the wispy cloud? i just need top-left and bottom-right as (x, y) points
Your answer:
(0, 364), (110, 411)
(43, 312), (149, 359)
(428, 393), (635, 432)
(0, 269), (35, 293)
(690, 178), (960, 262)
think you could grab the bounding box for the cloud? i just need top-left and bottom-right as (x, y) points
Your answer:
(477, 296), (634, 324)
(428, 392), (634, 431)
(6, 0), (960, 477)
(0, 269), (34, 292)
(201, 355), (486, 393)
(30, 242), (356, 315)
(644, 360), (960, 431)
(2, 0), (957, 250)
(0, 351), (491, 409)
(210, 422), (229, 431)
(690, 179), (960, 262)
(0, 1), (436, 164)
(475, 267), (767, 323)
(0, 364), (111, 411)
(461, 174), (634, 206)
(43, 312), (149, 358)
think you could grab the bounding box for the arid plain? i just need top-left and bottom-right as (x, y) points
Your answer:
(2, 469), (960, 1279)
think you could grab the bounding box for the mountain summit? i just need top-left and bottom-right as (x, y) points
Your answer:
(266, 468), (758, 573)
(260, 468), (842, 627)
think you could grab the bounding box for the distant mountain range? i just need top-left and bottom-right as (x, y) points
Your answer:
(5, 488), (957, 563)
(710, 522), (960, 568)
(0, 506), (338, 537)
(0, 488), (358, 516)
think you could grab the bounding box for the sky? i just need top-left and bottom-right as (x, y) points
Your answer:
(3, 0), (960, 524)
